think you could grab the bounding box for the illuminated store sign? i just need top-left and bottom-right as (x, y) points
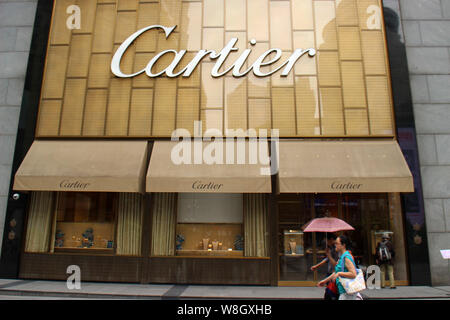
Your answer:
(111, 25), (316, 79)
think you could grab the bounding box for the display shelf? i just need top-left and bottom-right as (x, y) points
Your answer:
(176, 250), (244, 257)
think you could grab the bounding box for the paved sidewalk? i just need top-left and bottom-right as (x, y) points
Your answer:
(0, 279), (449, 300)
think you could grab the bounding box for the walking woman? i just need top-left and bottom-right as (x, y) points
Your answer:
(317, 235), (362, 300)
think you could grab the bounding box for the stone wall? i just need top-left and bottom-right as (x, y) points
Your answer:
(399, 0), (450, 285)
(0, 0), (37, 251)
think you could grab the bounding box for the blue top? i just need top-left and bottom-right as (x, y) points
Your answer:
(335, 251), (356, 295)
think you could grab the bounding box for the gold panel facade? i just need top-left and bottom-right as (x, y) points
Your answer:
(37, 0), (395, 138)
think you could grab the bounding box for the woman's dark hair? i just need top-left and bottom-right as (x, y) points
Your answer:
(337, 235), (352, 250)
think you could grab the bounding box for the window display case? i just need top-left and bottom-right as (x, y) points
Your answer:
(175, 223), (243, 257)
(53, 192), (116, 252)
(283, 230), (304, 256)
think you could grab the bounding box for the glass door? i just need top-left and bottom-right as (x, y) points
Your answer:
(278, 194), (315, 284)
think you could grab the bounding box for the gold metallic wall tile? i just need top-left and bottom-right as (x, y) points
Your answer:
(88, 53), (112, 88)
(92, 4), (116, 53)
(203, 28), (224, 53)
(366, 76), (393, 135)
(129, 88), (153, 136)
(203, 0), (224, 27)
(320, 87), (344, 135)
(42, 45), (69, 99)
(247, 0), (269, 41)
(293, 31), (317, 75)
(177, 88), (200, 135)
(226, 0), (246, 31)
(345, 109), (369, 136)
(317, 51), (341, 87)
(74, 0), (97, 34)
(338, 27), (362, 60)
(201, 109), (223, 133)
(341, 61), (366, 108)
(292, 0), (314, 30)
(50, 0), (73, 45)
(37, 100), (62, 137)
(270, 1), (292, 51)
(115, 11), (137, 44)
(136, 2), (159, 52)
(180, 2), (202, 51)
(335, 0), (358, 26)
(225, 77), (247, 130)
(160, 0), (182, 27)
(361, 31), (386, 75)
(201, 63), (224, 109)
(358, 0), (382, 30)
(106, 78), (131, 136)
(152, 78), (177, 136)
(60, 79), (87, 136)
(272, 87), (296, 136)
(83, 89), (107, 136)
(295, 76), (320, 136)
(157, 30), (180, 51)
(66, 34), (92, 78)
(248, 99), (271, 131)
(118, 0), (138, 11)
(314, 0), (338, 50)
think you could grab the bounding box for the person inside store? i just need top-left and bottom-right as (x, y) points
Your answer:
(311, 233), (339, 300)
(375, 233), (396, 289)
(317, 235), (363, 300)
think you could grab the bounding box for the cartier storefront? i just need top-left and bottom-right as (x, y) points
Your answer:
(0, 0), (430, 286)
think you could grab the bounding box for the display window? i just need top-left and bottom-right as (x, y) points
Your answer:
(150, 193), (269, 258)
(176, 193), (244, 257)
(53, 192), (116, 251)
(24, 191), (145, 256)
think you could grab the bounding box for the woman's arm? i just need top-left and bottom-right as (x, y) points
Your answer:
(311, 258), (327, 271)
(335, 257), (357, 279)
(317, 272), (335, 287)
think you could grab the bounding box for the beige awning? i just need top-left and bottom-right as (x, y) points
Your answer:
(14, 140), (148, 193)
(278, 140), (414, 193)
(146, 140), (272, 193)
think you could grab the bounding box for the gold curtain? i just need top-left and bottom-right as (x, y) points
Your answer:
(151, 193), (177, 256)
(25, 191), (54, 253)
(116, 193), (144, 256)
(244, 194), (269, 257)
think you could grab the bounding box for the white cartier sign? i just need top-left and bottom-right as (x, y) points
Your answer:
(111, 25), (316, 78)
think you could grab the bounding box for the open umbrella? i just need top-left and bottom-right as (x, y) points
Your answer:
(302, 217), (354, 233)
(302, 218), (355, 253)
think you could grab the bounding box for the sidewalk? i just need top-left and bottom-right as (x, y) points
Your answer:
(0, 279), (449, 300)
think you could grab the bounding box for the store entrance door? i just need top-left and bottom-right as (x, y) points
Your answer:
(277, 193), (409, 287)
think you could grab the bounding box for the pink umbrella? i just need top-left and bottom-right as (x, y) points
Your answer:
(302, 217), (354, 233)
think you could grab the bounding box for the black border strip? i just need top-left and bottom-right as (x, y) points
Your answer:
(0, 0), (54, 278)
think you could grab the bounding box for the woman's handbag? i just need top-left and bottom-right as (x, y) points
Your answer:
(339, 269), (366, 294)
(338, 253), (366, 294)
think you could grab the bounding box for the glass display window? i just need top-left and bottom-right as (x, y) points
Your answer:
(53, 192), (116, 252)
(176, 193), (244, 257)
